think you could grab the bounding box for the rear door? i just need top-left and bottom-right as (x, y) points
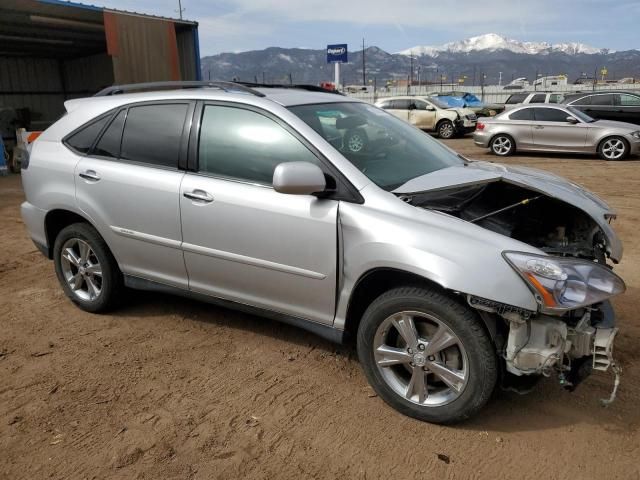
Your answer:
(531, 107), (588, 152)
(74, 101), (191, 288)
(179, 102), (339, 324)
(581, 93), (615, 121)
(381, 99), (410, 122)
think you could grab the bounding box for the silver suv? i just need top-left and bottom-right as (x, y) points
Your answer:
(21, 81), (626, 424)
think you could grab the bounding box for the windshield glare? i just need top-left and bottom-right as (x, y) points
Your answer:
(289, 102), (463, 191)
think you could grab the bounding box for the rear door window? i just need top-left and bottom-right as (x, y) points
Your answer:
(549, 94), (562, 103)
(120, 104), (189, 168)
(529, 94), (546, 103)
(65, 115), (110, 154)
(590, 94), (614, 106)
(391, 99), (411, 110)
(533, 108), (570, 122)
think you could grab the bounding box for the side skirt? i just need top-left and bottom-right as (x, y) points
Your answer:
(123, 275), (346, 344)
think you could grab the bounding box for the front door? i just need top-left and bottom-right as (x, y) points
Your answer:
(74, 102), (191, 288)
(409, 99), (436, 130)
(179, 103), (339, 324)
(531, 107), (588, 152)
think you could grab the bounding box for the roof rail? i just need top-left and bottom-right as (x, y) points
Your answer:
(94, 81), (266, 97)
(234, 82), (344, 96)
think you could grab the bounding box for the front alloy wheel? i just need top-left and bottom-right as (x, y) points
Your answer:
(599, 137), (628, 161)
(373, 311), (468, 406)
(357, 286), (497, 424)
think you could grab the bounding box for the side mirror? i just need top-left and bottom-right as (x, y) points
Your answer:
(273, 162), (326, 195)
(566, 116), (579, 124)
(425, 105), (436, 111)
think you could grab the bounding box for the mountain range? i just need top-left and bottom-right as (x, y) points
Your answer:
(397, 33), (612, 56)
(200, 34), (639, 86)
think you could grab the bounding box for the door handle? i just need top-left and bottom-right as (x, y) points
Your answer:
(183, 190), (214, 203)
(534, 125), (544, 129)
(79, 170), (101, 181)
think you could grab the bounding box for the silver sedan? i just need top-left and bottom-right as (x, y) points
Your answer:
(473, 104), (640, 160)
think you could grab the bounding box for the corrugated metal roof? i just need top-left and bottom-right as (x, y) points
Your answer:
(37, 0), (198, 26)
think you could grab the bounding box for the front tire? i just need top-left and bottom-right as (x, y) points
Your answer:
(53, 223), (123, 313)
(490, 134), (515, 156)
(357, 286), (497, 424)
(598, 136), (629, 161)
(437, 120), (455, 139)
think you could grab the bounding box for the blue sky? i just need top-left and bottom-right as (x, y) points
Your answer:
(95, 0), (639, 56)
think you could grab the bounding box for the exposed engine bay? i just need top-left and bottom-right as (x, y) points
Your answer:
(400, 180), (622, 403)
(404, 181), (612, 264)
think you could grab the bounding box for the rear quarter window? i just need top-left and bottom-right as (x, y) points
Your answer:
(64, 115), (111, 154)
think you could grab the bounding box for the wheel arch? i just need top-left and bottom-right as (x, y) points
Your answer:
(342, 267), (499, 344)
(597, 135), (629, 156)
(44, 209), (96, 259)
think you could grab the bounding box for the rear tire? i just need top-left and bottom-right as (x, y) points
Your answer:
(53, 223), (123, 313)
(598, 136), (629, 161)
(490, 134), (515, 156)
(357, 286), (497, 424)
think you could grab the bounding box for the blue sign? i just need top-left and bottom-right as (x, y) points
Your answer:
(327, 44), (348, 64)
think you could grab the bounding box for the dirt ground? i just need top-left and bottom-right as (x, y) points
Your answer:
(1, 138), (640, 480)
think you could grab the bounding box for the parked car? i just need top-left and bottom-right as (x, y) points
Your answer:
(22, 81), (625, 424)
(473, 104), (640, 160)
(563, 91), (640, 125)
(428, 91), (504, 117)
(503, 92), (564, 110)
(375, 96), (476, 138)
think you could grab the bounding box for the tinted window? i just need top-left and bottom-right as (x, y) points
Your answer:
(391, 99), (411, 110)
(120, 104), (188, 168)
(590, 94), (614, 106)
(92, 110), (125, 158)
(618, 94), (640, 106)
(534, 108), (571, 122)
(510, 108), (534, 121)
(65, 115), (110, 154)
(413, 100), (429, 110)
(505, 94), (527, 104)
(198, 105), (320, 185)
(530, 94), (546, 103)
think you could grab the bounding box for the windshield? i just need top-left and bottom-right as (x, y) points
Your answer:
(289, 102), (464, 191)
(567, 106), (595, 123)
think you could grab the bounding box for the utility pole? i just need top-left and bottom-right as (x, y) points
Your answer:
(177, 0), (185, 19)
(410, 51), (414, 89)
(362, 38), (366, 86)
(262, 71), (265, 84)
(289, 73), (293, 85)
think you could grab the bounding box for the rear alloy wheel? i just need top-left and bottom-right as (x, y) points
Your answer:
(54, 223), (123, 313)
(598, 136), (628, 161)
(490, 134), (515, 156)
(357, 286), (497, 424)
(437, 120), (455, 139)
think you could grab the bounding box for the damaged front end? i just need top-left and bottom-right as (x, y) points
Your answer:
(395, 162), (626, 403)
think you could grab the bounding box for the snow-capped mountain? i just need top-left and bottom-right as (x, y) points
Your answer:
(398, 33), (611, 56)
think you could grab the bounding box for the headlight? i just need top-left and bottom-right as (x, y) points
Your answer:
(631, 131), (640, 140)
(503, 251), (626, 313)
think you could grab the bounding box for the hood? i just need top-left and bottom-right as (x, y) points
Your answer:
(589, 119), (639, 131)
(393, 161), (622, 262)
(451, 107), (476, 117)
